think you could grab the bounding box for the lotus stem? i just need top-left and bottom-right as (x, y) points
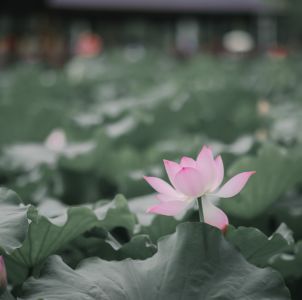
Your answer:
(197, 197), (204, 223)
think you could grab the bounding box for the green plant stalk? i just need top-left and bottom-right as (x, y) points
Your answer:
(197, 197), (204, 222)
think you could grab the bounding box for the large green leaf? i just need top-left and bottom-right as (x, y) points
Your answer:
(139, 215), (181, 243)
(92, 195), (137, 234)
(272, 241), (302, 279)
(226, 224), (293, 268)
(272, 192), (302, 239)
(0, 189), (29, 254)
(221, 143), (302, 219)
(20, 223), (290, 300)
(64, 234), (157, 264)
(5, 195), (136, 284)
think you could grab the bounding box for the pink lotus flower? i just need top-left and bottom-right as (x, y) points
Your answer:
(144, 145), (255, 231)
(0, 256), (7, 291)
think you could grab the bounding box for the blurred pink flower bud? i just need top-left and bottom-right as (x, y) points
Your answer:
(45, 128), (67, 152)
(0, 256), (7, 291)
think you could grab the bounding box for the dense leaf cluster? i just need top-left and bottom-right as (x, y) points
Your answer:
(1, 54), (302, 298)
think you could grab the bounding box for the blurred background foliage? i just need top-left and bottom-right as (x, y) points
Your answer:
(1, 53), (301, 204)
(1, 0), (302, 298)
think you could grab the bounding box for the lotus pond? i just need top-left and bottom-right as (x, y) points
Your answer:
(0, 52), (302, 299)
